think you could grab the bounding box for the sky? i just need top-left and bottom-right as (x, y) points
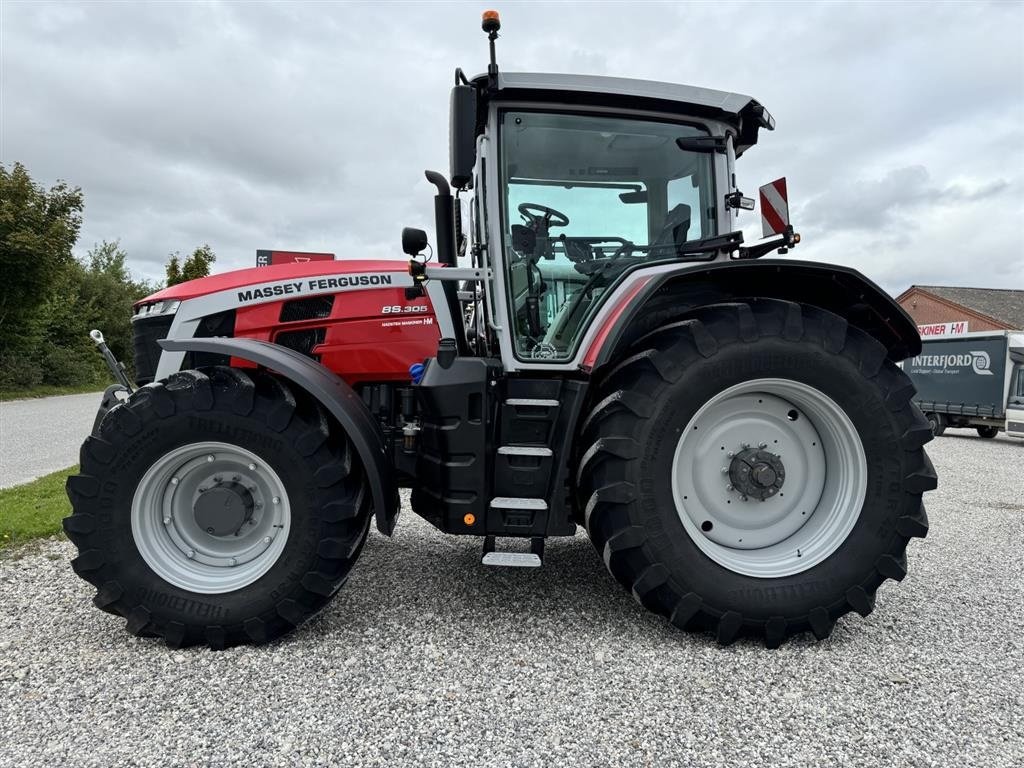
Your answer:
(2, 0), (1022, 294)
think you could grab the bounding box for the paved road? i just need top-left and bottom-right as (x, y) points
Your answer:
(0, 392), (102, 488)
(0, 432), (1021, 766)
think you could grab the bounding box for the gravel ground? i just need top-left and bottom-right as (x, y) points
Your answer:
(1, 432), (1021, 767)
(0, 392), (102, 488)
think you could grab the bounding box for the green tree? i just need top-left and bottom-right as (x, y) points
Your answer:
(0, 162), (84, 354)
(182, 243), (216, 282)
(165, 253), (183, 286)
(17, 240), (154, 389)
(80, 240), (153, 366)
(165, 244), (215, 286)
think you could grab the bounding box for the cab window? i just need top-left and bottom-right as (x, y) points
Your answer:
(500, 110), (716, 360)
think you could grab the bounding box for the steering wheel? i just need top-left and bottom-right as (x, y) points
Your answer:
(518, 202), (570, 229)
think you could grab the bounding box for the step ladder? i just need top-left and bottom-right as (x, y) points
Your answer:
(481, 535), (544, 567)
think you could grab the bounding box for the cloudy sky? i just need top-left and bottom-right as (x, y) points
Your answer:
(3, 0), (1022, 293)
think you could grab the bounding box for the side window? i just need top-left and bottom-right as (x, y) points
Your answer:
(1011, 365), (1024, 405)
(666, 175), (703, 240)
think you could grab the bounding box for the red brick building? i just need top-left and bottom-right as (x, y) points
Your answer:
(896, 285), (1024, 334)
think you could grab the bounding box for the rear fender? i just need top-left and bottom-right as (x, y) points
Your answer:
(590, 259), (921, 374)
(160, 337), (399, 535)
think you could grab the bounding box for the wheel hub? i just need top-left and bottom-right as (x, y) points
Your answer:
(671, 379), (867, 578)
(193, 481), (254, 536)
(131, 442), (291, 594)
(728, 447), (785, 501)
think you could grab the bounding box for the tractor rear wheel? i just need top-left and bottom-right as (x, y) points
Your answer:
(64, 367), (371, 649)
(578, 300), (936, 646)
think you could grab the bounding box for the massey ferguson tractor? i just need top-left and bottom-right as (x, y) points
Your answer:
(65, 12), (936, 649)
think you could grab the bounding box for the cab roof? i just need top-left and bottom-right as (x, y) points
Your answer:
(472, 71), (772, 156)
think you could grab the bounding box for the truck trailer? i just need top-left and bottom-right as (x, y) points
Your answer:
(906, 331), (1024, 439)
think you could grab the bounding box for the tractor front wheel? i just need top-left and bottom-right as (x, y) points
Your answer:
(64, 367), (371, 649)
(578, 300), (936, 646)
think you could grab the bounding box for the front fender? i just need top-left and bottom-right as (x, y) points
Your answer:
(591, 259), (920, 374)
(159, 337), (399, 535)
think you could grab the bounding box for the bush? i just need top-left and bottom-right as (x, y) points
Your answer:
(39, 344), (105, 387)
(1, 164), (155, 395)
(0, 351), (44, 390)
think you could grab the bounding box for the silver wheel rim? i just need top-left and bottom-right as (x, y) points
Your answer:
(671, 378), (867, 579)
(131, 441), (291, 594)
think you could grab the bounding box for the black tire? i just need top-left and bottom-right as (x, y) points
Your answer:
(977, 425), (999, 439)
(64, 367), (372, 649)
(926, 412), (946, 437)
(578, 300), (936, 647)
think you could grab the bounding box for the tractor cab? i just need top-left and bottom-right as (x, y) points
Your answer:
(405, 11), (783, 370)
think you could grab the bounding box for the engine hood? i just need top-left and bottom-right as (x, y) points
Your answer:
(137, 259), (410, 307)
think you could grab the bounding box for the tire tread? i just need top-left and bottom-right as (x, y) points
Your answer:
(578, 300), (934, 647)
(64, 365), (372, 650)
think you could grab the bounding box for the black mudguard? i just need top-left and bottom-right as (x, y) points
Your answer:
(159, 337), (399, 535)
(593, 259), (921, 374)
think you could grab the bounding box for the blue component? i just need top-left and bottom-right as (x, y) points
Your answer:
(409, 362), (425, 384)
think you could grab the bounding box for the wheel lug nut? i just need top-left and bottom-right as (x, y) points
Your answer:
(742, 443), (750, 449)
(721, 467), (729, 474)
(726, 484), (734, 491)
(272, 496), (280, 505)
(248, 463), (256, 471)
(263, 536), (272, 544)
(758, 442), (767, 449)
(213, 476), (222, 483)
(170, 477), (179, 486)
(163, 516), (171, 525)
(727, 452), (735, 458)
(186, 549), (195, 559)
(229, 558), (238, 566)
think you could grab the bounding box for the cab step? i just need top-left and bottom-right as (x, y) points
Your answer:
(482, 535), (544, 568)
(489, 496), (548, 531)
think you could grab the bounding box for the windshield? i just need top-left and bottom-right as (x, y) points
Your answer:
(500, 110), (716, 360)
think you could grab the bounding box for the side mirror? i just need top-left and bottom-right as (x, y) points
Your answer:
(402, 227), (429, 256)
(450, 84), (478, 189)
(675, 135), (727, 153)
(619, 189), (648, 204)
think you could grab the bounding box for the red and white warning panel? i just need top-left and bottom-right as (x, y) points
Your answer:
(256, 250), (335, 267)
(759, 178), (790, 238)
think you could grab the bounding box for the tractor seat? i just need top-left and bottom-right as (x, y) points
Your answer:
(651, 203), (692, 256)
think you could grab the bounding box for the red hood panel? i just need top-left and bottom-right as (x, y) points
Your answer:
(140, 259), (410, 304)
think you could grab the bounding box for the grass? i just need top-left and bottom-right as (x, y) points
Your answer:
(0, 383), (103, 402)
(0, 466), (76, 550)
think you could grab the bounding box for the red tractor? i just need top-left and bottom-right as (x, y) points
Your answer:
(66, 13), (935, 649)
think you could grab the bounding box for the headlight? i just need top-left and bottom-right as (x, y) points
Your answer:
(134, 299), (180, 318)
